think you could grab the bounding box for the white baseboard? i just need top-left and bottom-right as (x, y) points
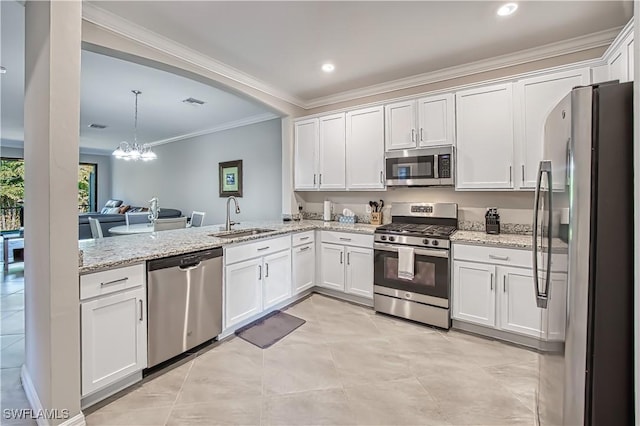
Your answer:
(20, 365), (86, 426)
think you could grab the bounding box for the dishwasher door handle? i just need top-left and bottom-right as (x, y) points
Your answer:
(179, 261), (202, 271)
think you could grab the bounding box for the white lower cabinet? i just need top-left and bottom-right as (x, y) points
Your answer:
(81, 286), (146, 396)
(263, 250), (292, 309)
(498, 267), (542, 337)
(292, 243), (315, 294)
(345, 246), (374, 298)
(452, 261), (496, 327)
(319, 243), (346, 291)
(225, 257), (263, 327)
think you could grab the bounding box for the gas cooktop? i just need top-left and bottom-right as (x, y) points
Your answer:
(375, 223), (457, 239)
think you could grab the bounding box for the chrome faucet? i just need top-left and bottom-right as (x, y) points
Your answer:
(226, 196), (241, 231)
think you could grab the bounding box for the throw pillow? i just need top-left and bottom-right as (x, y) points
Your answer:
(102, 207), (121, 214)
(104, 199), (123, 208)
(118, 205), (130, 214)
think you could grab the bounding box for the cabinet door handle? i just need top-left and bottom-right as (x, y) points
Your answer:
(347, 252), (351, 265)
(521, 165), (525, 184)
(411, 129), (415, 142)
(319, 174), (322, 185)
(139, 299), (143, 322)
(313, 174), (316, 185)
(258, 265), (262, 280)
(420, 128), (424, 141)
(340, 252), (343, 264)
(265, 263), (269, 278)
(257, 246), (270, 251)
(101, 277), (128, 287)
(490, 273), (494, 291)
(300, 236), (310, 241)
(489, 254), (509, 261)
(509, 166), (513, 185)
(299, 246), (311, 252)
(503, 275), (507, 293)
(380, 171), (384, 183)
(339, 237), (352, 242)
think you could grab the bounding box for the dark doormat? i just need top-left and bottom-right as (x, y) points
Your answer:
(235, 310), (306, 349)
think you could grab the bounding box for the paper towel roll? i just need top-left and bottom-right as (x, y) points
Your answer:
(323, 201), (332, 221)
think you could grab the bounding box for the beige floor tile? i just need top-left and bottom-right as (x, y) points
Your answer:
(1, 338), (24, 368)
(97, 361), (192, 411)
(485, 360), (538, 410)
(1, 310), (24, 334)
(1, 292), (24, 312)
(262, 388), (356, 426)
(344, 378), (450, 425)
(0, 334), (23, 350)
(282, 298), (318, 321)
(263, 341), (341, 395)
(310, 295), (372, 317)
(329, 338), (413, 387)
(276, 319), (326, 346)
(317, 312), (382, 342)
(166, 397), (261, 426)
(176, 339), (263, 405)
(443, 331), (538, 368)
(86, 406), (172, 426)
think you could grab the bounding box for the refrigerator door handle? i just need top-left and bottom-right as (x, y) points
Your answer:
(533, 160), (552, 309)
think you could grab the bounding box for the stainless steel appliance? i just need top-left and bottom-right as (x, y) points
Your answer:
(385, 146), (454, 187)
(373, 202), (457, 328)
(534, 82), (634, 425)
(147, 247), (223, 368)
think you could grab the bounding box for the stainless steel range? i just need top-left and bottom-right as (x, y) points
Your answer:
(373, 202), (457, 329)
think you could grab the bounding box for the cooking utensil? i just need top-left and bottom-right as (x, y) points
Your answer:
(379, 200), (384, 212)
(373, 201), (379, 212)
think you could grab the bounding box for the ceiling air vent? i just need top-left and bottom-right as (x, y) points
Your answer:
(88, 123), (107, 129)
(182, 97), (206, 105)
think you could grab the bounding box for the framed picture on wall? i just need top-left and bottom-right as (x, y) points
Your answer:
(219, 160), (243, 197)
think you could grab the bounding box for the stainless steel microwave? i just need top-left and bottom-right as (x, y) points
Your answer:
(385, 146), (454, 187)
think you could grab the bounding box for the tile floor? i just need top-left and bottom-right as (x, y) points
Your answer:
(85, 294), (539, 426)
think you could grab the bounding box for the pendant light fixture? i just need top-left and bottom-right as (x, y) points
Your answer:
(112, 90), (157, 162)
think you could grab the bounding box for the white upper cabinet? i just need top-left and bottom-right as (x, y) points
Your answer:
(294, 118), (319, 190)
(346, 106), (385, 190)
(385, 100), (417, 150)
(318, 113), (346, 190)
(456, 83), (514, 190)
(514, 68), (590, 189)
(417, 94), (455, 148)
(385, 94), (455, 151)
(607, 26), (634, 83)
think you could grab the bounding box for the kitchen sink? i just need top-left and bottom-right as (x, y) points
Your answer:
(210, 228), (276, 239)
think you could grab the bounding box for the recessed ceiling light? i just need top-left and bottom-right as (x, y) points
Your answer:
(321, 63), (335, 73)
(0, 66), (6, 74)
(497, 3), (518, 16)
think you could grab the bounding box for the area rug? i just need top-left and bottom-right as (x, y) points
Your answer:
(235, 310), (306, 349)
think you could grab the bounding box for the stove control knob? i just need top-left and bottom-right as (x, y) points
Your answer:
(380, 235), (387, 241)
(388, 236), (396, 242)
(432, 240), (439, 246)
(422, 239), (430, 245)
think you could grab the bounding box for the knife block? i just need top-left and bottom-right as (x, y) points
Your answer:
(370, 212), (382, 225)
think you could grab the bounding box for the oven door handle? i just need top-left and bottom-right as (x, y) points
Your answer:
(374, 243), (449, 258)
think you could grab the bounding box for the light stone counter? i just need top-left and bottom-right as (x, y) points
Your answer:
(451, 230), (568, 252)
(79, 220), (378, 275)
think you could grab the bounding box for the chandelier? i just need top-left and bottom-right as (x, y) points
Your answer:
(112, 90), (157, 162)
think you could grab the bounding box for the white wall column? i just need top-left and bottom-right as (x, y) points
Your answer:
(281, 117), (298, 217)
(23, 1), (83, 424)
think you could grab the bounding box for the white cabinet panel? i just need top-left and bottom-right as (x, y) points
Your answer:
(294, 118), (319, 190)
(263, 250), (292, 309)
(625, 35), (634, 82)
(452, 261), (496, 327)
(498, 267), (542, 338)
(385, 100), (416, 151)
(456, 83), (514, 189)
(417, 93), (455, 147)
(543, 273), (567, 342)
(320, 243), (345, 291)
(346, 106), (385, 189)
(293, 243), (315, 294)
(345, 247), (373, 298)
(515, 69), (589, 189)
(225, 258), (263, 327)
(608, 48), (627, 83)
(319, 113), (346, 189)
(81, 287), (146, 396)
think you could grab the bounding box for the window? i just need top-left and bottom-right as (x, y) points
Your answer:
(0, 158), (98, 230)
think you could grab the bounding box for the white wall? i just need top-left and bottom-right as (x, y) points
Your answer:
(111, 119), (282, 225)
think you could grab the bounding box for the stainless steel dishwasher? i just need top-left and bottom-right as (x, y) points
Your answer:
(147, 247), (223, 368)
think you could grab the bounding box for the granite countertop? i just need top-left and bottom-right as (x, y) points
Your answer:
(79, 220), (378, 274)
(451, 230), (568, 251)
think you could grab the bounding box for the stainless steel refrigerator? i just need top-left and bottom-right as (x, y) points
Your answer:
(533, 82), (634, 425)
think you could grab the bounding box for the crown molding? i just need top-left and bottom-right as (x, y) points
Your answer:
(81, 3), (307, 109)
(601, 18), (634, 60)
(148, 112), (279, 147)
(304, 26), (622, 108)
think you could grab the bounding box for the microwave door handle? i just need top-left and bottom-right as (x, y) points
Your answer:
(433, 154), (439, 179)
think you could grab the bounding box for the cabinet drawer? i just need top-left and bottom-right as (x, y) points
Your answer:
(80, 264), (145, 301)
(225, 235), (291, 265)
(292, 231), (315, 247)
(321, 231), (373, 248)
(453, 244), (567, 272)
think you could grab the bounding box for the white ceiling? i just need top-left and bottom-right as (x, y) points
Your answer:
(89, 1), (633, 103)
(0, 1), (277, 152)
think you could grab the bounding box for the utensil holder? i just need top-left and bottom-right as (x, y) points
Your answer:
(370, 212), (382, 225)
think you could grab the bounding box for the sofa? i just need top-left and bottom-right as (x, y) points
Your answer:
(79, 199), (182, 239)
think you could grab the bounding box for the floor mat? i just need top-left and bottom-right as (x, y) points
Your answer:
(235, 310), (306, 349)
